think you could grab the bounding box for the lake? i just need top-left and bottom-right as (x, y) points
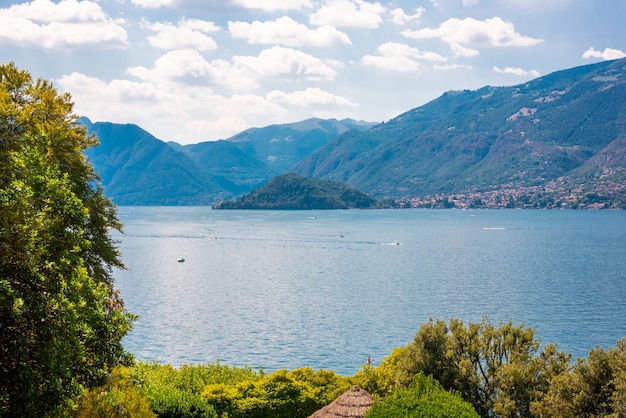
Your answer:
(112, 207), (626, 375)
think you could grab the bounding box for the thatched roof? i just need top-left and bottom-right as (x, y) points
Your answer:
(308, 387), (373, 418)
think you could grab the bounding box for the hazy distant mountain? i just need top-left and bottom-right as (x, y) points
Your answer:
(82, 119), (242, 205)
(224, 118), (376, 173)
(293, 58), (626, 204)
(82, 117), (373, 205)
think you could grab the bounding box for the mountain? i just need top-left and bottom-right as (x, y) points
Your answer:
(223, 118), (376, 173)
(81, 118), (243, 205)
(212, 173), (389, 210)
(293, 58), (626, 207)
(82, 117), (372, 205)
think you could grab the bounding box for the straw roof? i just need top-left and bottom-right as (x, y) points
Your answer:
(308, 387), (373, 418)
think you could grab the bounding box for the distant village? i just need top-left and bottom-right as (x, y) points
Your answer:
(398, 175), (626, 210)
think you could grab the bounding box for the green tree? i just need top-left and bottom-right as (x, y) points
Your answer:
(0, 62), (134, 416)
(365, 373), (479, 418)
(396, 318), (570, 417)
(531, 338), (626, 417)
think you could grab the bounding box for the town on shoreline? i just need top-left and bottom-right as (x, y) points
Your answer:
(397, 179), (626, 210)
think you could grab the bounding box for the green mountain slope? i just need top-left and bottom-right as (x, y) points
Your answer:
(82, 119), (242, 205)
(292, 58), (626, 205)
(225, 118), (376, 174)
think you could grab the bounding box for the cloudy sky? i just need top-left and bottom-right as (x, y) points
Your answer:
(1, 0), (625, 144)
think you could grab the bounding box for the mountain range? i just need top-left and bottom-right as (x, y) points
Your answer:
(82, 117), (373, 205)
(83, 57), (626, 208)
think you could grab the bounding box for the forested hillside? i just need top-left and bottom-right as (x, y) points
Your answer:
(213, 173), (389, 209)
(293, 58), (626, 208)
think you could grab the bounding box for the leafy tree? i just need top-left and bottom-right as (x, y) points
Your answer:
(396, 318), (571, 417)
(365, 373), (479, 418)
(531, 338), (626, 417)
(0, 62), (134, 416)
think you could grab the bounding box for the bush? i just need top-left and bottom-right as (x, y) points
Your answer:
(201, 367), (351, 418)
(365, 373), (479, 418)
(128, 362), (258, 418)
(73, 367), (155, 418)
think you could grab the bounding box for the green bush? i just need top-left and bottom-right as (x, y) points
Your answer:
(201, 367), (351, 418)
(128, 362), (259, 417)
(365, 373), (479, 418)
(73, 367), (155, 418)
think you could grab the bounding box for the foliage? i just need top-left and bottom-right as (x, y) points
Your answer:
(73, 367), (155, 418)
(365, 372), (479, 418)
(352, 347), (407, 399)
(201, 367), (351, 417)
(128, 361), (259, 417)
(213, 173), (391, 209)
(531, 338), (626, 417)
(395, 318), (571, 417)
(0, 62), (134, 416)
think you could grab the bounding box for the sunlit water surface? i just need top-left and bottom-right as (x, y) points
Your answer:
(113, 208), (626, 375)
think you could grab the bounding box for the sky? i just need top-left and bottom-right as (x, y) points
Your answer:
(1, 0), (625, 145)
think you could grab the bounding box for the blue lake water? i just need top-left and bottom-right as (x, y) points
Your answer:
(112, 207), (626, 375)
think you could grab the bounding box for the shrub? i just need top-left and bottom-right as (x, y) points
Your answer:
(73, 367), (155, 418)
(365, 373), (479, 418)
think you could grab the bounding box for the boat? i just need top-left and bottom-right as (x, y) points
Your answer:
(177, 257), (185, 262)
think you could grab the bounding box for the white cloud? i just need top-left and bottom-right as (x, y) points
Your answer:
(582, 47), (626, 61)
(0, 0), (128, 48)
(310, 0), (386, 28)
(267, 87), (356, 107)
(402, 16), (543, 56)
(232, 0), (314, 11)
(131, 0), (177, 8)
(390, 7), (425, 25)
(228, 16), (351, 47)
(57, 71), (290, 143)
(127, 49), (259, 90)
(126, 46), (340, 93)
(362, 42), (446, 71)
(493, 66), (540, 77)
(463, 0), (480, 5)
(2, 0), (111, 22)
(143, 18), (219, 51)
(233, 46), (340, 81)
(434, 63), (472, 70)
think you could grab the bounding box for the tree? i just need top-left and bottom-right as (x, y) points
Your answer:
(396, 318), (571, 417)
(0, 62), (134, 416)
(531, 338), (626, 417)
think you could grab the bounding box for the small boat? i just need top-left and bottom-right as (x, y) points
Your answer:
(177, 257), (185, 262)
